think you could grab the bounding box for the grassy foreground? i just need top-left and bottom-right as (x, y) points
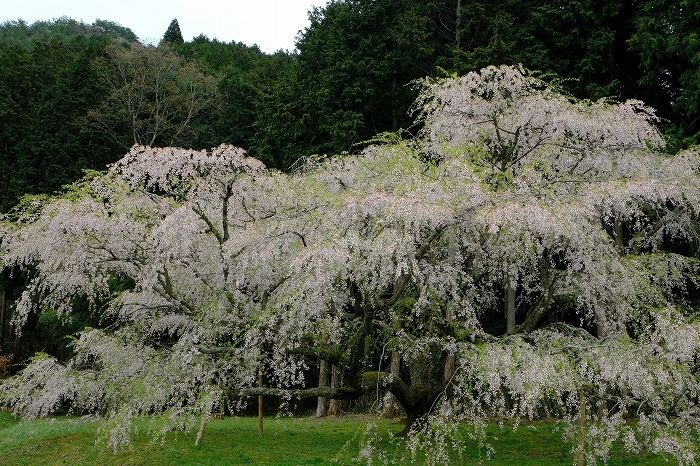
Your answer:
(0, 411), (672, 465)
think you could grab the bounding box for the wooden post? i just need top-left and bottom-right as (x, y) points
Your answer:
(577, 391), (586, 466)
(195, 412), (208, 446)
(257, 370), (264, 436)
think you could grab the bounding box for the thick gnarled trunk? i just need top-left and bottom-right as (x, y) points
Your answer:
(382, 350), (401, 418)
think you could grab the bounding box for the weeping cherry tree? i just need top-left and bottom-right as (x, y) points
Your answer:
(1, 65), (699, 463)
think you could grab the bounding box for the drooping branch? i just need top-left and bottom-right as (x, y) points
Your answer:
(155, 266), (197, 315)
(289, 231), (308, 248)
(261, 275), (289, 312)
(240, 197), (276, 223)
(415, 225), (447, 261)
(192, 203), (223, 244)
(377, 225), (447, 309)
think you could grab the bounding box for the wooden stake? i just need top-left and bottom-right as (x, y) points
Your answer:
(577, 391), (585, 466)
(258, 370), (264, 436)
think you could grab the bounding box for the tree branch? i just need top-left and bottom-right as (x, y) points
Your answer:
(377, 225), (447, 309)
(192, 203), (223, 244)
(231, 386), (363, 400)
(513, 272), (560, 334)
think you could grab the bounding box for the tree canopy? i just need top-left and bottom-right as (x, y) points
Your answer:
(0, 17), (138, 46)
(1, 66), (699, 463)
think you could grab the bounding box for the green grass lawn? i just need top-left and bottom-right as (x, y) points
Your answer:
(0, 411), (677, 465)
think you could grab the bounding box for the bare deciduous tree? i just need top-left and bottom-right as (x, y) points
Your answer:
(88, 43), (218, 149)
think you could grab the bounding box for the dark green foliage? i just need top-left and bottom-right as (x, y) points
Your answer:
(447, 0), (533, 73)
(522, 0), (637, 99)
(251, 0), (456, 169)
(249, 0), (700, 167)
(448, 0), (639, 100)
(0, 17), (131, 210)
(248, 58), (310, 169)
(443, 0), (698, 147)
(2, 3), (699, 198)
(629, 0), (700, 148)
(0, 34), (120, 211)
(162, 18), (184, 45)
(466, 0), (695, 144)
(173, 35), (287, 152)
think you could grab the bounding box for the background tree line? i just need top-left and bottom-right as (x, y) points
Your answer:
(1, 0), (699, 212)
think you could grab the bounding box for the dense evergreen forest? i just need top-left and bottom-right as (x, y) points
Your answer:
(1, 1), (699, 212)
(0, 0), (699, 367)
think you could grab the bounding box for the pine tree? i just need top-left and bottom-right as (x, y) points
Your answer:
(162, 18), (184, 45)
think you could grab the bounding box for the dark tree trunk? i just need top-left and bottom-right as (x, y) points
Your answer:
(614, 214), (624, 254)
(382, 350), (401, 418)
(455, 0), (462, 49)
(504, 282), (516, 333)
